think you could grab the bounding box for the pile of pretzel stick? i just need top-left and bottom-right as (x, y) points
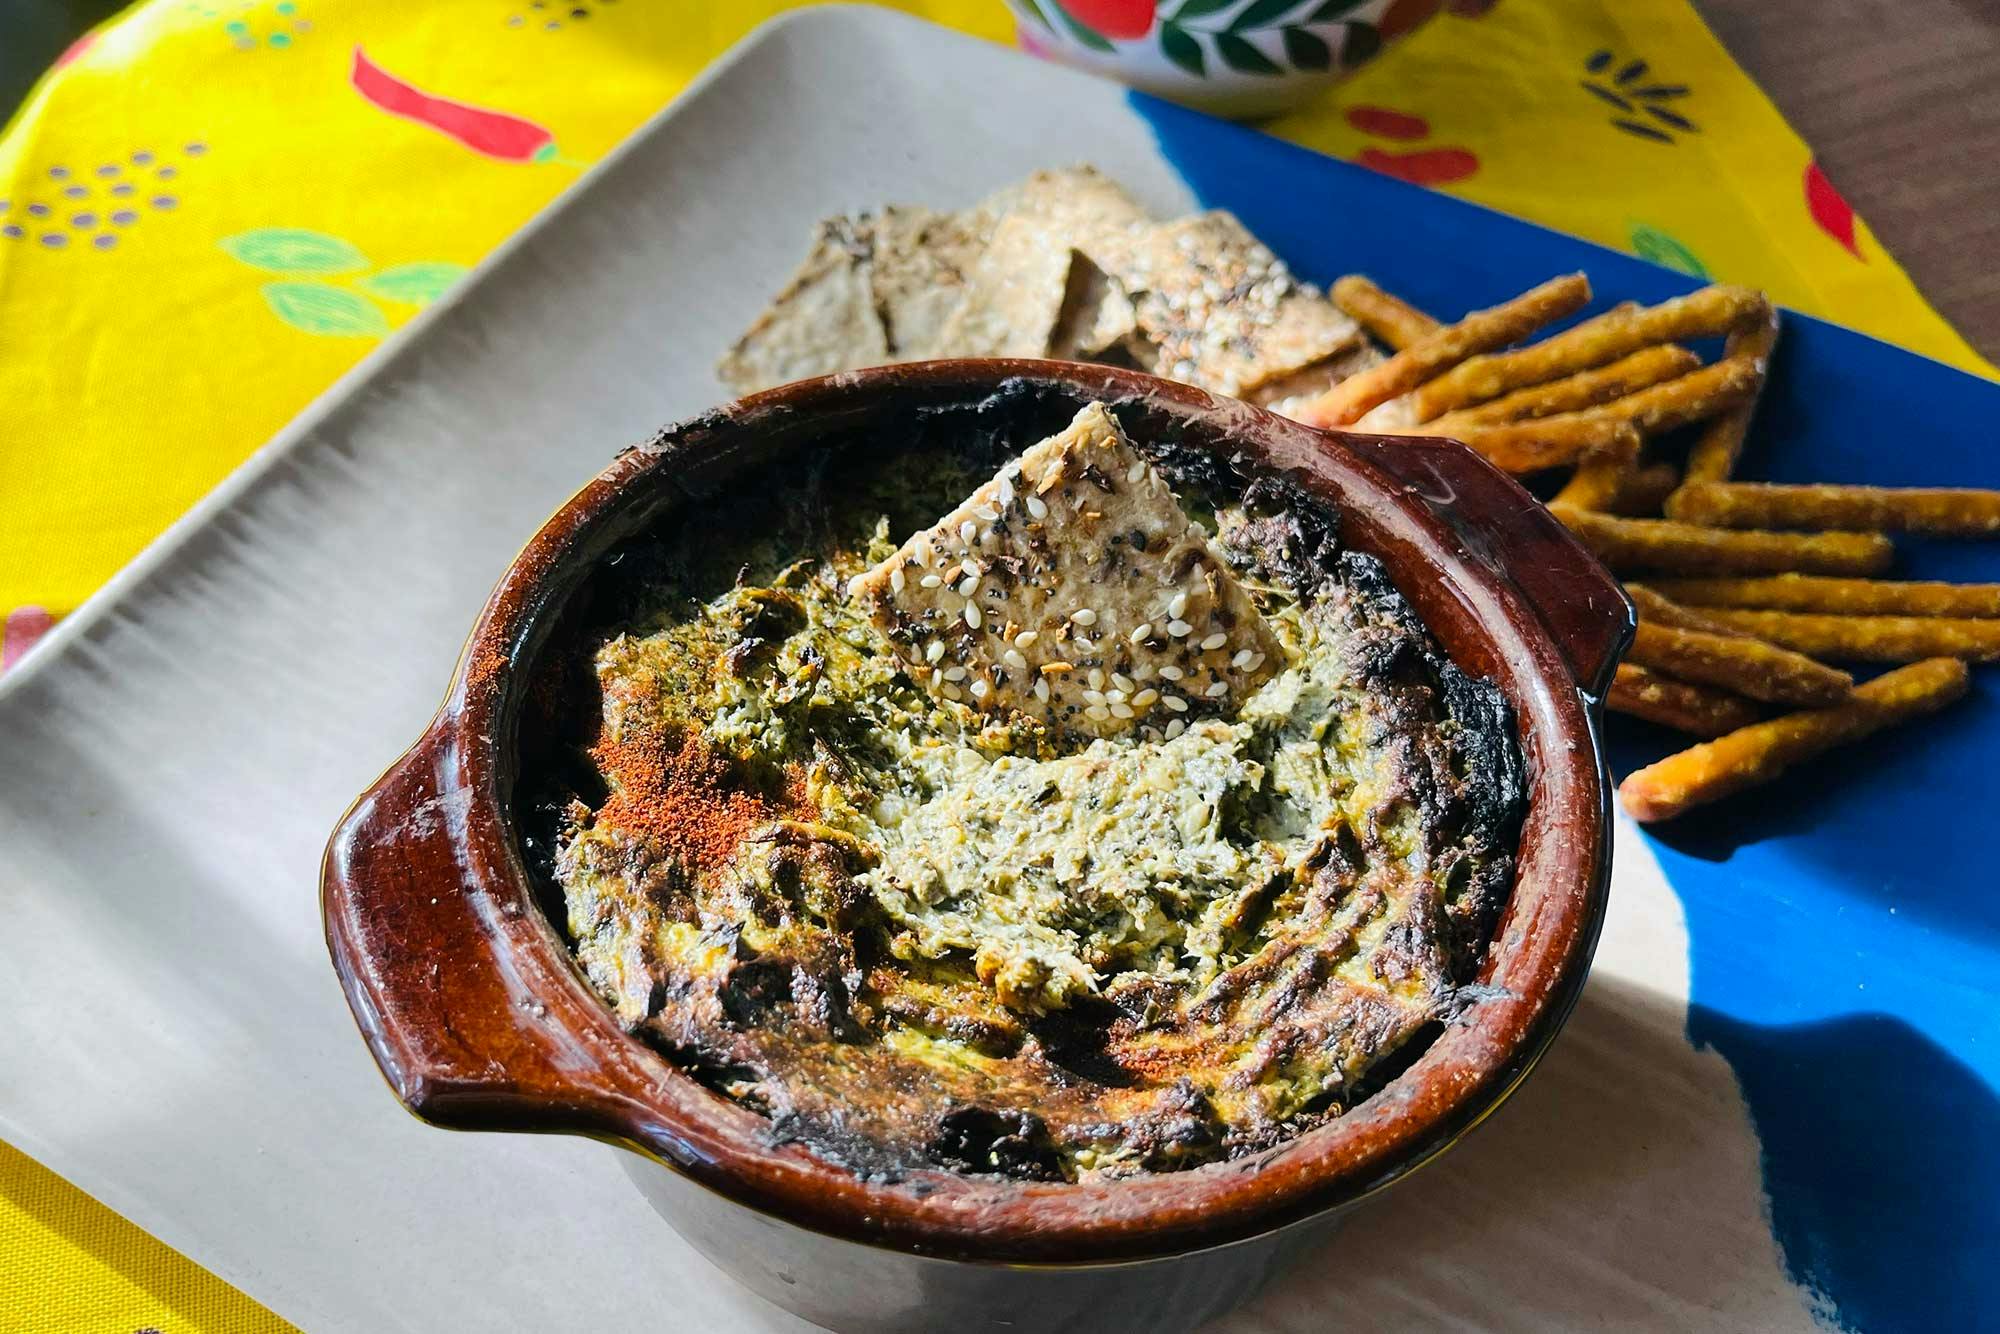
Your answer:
(1292, 275), (1999, 824)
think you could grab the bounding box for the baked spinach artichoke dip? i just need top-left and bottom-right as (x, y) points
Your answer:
(535, 400), (1524, 1183)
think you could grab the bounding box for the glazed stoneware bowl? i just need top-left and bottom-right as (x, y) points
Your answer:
(1008, 0), (1446, 119)
(323, 361), (1630, 1333)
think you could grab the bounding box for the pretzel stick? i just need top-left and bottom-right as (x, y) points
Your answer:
(1408, 284), (1770, 422)
(1433, 343), (1699, 428)
(1330, 276), (1439, 351)
(1690, 609), (2000, 662)
(1678, 304), (1780, 487)
(1623, 584), (1745, 633)
(1458, 417), (1637, 474)
(1600, 356), (1766, 434)
(1628, 623), (1853, 705)
(1459, 356), (1759, 476)
(1665, 481), (2000, 537)
(1550, 508), (1896, 576)
(1608, 663), (1763, 737)
(1609, 462), (1681, 516)
(1551, 445), (1639, 511)
(1618, 658), (1969, 822)
(1296, 274), (1591, 427)
(1547, 357), (1750, 507)
(1646, 574), (2000, 618)
(1624, 585), (1854, 701)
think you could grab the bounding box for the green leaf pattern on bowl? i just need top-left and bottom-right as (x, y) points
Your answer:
(1158, 0), (1387, 80)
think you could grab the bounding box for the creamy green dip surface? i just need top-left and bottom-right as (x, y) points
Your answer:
(552, 420), (1522, 1181)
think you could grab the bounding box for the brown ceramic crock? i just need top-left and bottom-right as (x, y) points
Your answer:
(323, 360), (1632, 1334)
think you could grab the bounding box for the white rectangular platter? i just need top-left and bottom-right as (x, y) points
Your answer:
(0, 9), (1814, 1330)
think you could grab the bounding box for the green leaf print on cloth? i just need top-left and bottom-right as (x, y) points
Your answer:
(358, 262), (468, 304)
(221, 228), (367, 273)
(260, 281), (391, 336)
(222, 226), (467, 337)
(1628, 221), (1710, 279)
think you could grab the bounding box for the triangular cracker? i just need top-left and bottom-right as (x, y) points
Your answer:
(1252, 341), (1387, 418)
(931, 213), (1075, 358)
(977, 166), (1150, 359)
(850, 404), (1284, 739)
(1087, 211), (1363, 397)
(868, 204), (991, 356)
(973, 164), (1152, 240)
(720, 206), (1001, 392)
(1051, 250), (1141, 360)
(717, 215), (889, 394)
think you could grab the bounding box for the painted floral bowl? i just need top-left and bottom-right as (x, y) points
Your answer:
(1006, 0), (1446, 118)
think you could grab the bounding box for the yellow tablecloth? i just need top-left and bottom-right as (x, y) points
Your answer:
(0, 0), (1988, 1327)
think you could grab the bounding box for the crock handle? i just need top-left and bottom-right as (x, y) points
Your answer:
(1342, 433), (1633, 698)
(321, 722), (641, 1136)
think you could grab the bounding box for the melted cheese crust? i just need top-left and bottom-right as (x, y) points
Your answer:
(551, 427), (1521, 1182)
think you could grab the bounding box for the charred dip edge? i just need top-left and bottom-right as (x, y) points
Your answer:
(529, 423), (1532, 1183)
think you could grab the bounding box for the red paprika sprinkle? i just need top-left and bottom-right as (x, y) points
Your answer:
(591, 727), (807, 870)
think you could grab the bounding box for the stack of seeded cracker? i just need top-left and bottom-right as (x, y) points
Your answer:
(719, 166), (1373, 415)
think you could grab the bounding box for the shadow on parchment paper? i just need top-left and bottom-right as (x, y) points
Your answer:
(1224, 975), (1812, 1332)
(1225, 981), (2000, 1333)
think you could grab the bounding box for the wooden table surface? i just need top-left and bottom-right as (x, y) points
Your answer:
(1695, 0), (2000, 364)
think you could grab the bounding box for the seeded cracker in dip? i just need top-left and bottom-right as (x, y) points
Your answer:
(539, 401), (1524, 1181)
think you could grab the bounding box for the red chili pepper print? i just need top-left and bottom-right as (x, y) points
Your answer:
(1377, 0), (1441, 42)
(2, 606), (54, 672)
(1355, 146), (1480, 187)
(1063, 0), (1155, 40)
(1804, 159), (1863, 260)
(1344, 106), (1430, 141)
(350, 48), (557, 163)
(53, 31), (97, 69)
